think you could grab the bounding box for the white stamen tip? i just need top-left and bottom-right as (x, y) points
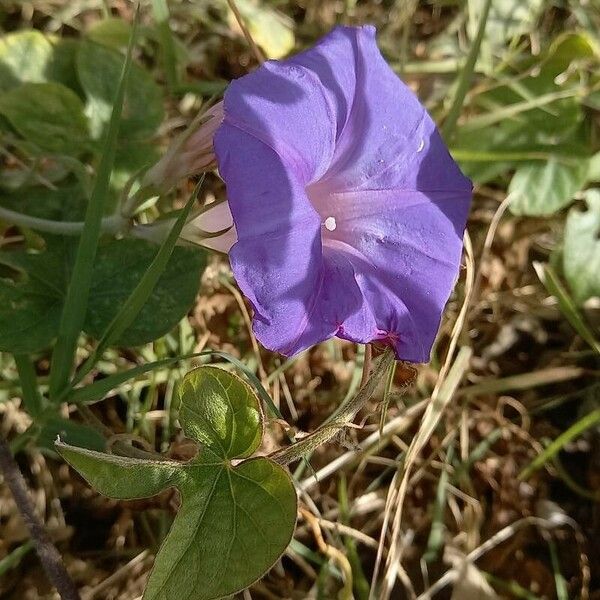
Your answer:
(417, 139), (425, 153)
(324, 216), (337, 231)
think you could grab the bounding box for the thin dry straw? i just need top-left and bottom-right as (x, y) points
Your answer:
(371, 232), (475, 599)
(225, 0), (265, 63)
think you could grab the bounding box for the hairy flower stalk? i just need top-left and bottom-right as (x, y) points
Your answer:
(270, 348), (395, 465)
(133, 101), (237, 252)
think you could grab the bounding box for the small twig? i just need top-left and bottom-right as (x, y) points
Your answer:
(0, 437), (81, 600)
(83, 550), (150, 600)
(468, 193), (513, 315)
(225, 0), (265, 63)
(300, 507), (354, 600)
(302, 516), (379, 548)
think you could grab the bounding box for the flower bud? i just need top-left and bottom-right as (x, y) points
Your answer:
(142, 102), (224, 194)
(132, 198), (237, 254)
(181, 200), (237, 253)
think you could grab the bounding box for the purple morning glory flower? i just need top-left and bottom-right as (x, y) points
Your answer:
(214, 25), (472, 362)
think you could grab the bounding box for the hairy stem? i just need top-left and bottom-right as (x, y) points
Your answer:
(0, 206), (127, 237)
(0, 437), (81, 600)
(270, 348), (395, 465)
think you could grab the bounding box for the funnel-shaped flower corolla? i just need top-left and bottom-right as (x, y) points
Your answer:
(214, 26), (472, 362)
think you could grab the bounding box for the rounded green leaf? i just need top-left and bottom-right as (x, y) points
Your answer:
(77, 39), (164, 140)
(0, 82), (90, 155)
(178, 366), (263, 460)
(0, 31), (53, 91)
(57, 366), (298, 600)
(144, 457), (296, 600)
(563, 189), (600, 303)
(85, 239), (205, 346)
(509, 158), (590, 216)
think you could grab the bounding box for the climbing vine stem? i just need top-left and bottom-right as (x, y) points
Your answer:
(270, 347), (396, 465)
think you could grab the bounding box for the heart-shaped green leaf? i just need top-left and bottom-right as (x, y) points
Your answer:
(0, 238), (205, 353)
(56, 366), (297, 600)
(0, 82), (90, 155)
(509, 157), (590, 216)
(76, 39), (164, 141)
(0, 30), (79, 92)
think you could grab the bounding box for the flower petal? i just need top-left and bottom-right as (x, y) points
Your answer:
(323, 189), (471, 362)
(221, 60), (336, 183)
(216, 125), (366, 355)
(292, 26), (470, 195)
(183, 201), (237, 253)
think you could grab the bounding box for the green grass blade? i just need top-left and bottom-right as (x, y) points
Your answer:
(68, 351), (214, 404)
(547, 539), (569, 600)
(13, 354), (44, 418)
(338, 474), (370, 600)
(68, 347), (278, 413)
(519, 408), (600, 479)
(0, 541), (34, 577)
(71, 179), (204, 389)
(534, 262), (600, 355)
(441, 0), (492, 141)
(423, 443), (454, 562)
(452, 428), (502, 482)
(552, 455), (600, 502)
(48, 8), (140, 400)
(152, 0), (179, 93)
